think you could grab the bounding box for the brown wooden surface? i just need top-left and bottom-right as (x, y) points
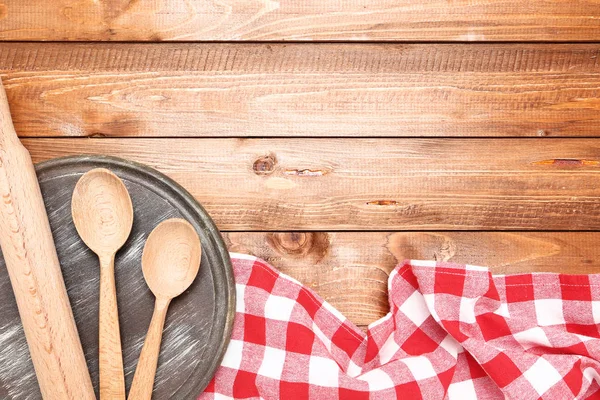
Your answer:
(22, 137), (600, 231)
(225, 231), (600, 326)
(3, 1), (600, 331)
(2, 43), (600, 138)
(1, 1), (600, 42)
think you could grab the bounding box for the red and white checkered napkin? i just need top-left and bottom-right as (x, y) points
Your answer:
(201, 254), (600, 399)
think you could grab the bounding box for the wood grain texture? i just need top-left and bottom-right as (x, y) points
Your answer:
(2, 43), (600, 138)
(1, 0), (600, 41)
(22, 137), (600, 231)
(0, 82), (95, 398)
(225, 231), (600, 326)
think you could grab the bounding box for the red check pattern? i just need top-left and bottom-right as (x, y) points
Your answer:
(200, 254), (600, 399)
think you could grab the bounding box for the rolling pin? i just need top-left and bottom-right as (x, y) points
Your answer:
(0, 79), (95, 399)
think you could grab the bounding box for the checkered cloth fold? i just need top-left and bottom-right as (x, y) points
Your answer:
(201, 254), (600, 399)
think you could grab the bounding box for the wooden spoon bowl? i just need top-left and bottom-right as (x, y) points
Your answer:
(72, 168), (134, 256)
(142, 219), (202, 300)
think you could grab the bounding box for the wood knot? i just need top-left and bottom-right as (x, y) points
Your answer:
(253, 154), (277, 175)
(275, 232), (309, 252)
(268, 232), (330, 262)
(533, 159), (599, 168)
(366, 200), (398, 206)
(433, 237), (456, 262)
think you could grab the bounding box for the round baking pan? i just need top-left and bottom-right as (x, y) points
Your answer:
(0, 155), (235, 399)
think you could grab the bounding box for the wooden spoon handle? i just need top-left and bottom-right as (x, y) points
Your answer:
(99, 254), (126, 400)
(128, 298), (171, 400)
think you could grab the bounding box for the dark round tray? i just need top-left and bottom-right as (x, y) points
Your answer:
(0, 156), (235, 399)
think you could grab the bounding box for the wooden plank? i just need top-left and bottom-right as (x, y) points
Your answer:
(2, 43), (600, 138)
(224, 231), (600, 327)
(24, 137), (600, 231)
(1, 1), (600, 41)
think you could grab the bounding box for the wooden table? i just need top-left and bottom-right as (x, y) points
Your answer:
(2, 1), (600, 330)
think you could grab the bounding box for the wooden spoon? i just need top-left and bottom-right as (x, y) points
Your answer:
(128, 218), (202, 400)
(72, 168), (134, 400)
